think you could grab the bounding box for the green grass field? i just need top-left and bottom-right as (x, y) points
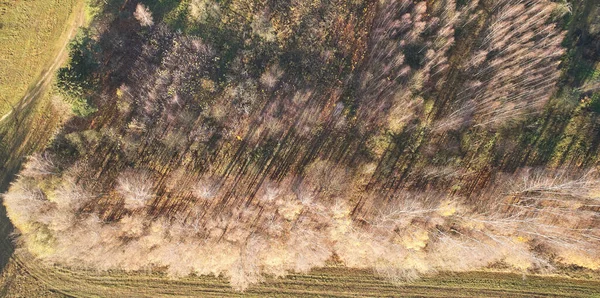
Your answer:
(0, 0), (79, 115)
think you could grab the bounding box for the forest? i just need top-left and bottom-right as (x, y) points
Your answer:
(2, 0), (600, 291)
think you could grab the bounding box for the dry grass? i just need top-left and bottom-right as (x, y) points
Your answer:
(1, 252), (599, 297)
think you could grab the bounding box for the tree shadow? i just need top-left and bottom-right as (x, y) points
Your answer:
(0, 190), (15, 275)
(0, 96), (46, 275)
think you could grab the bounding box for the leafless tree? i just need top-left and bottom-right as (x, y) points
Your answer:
(116, 170), (154, 209)
(134, 4), (154, 27)
(259, 64), (284, 90)
(20, 152), (58, 177)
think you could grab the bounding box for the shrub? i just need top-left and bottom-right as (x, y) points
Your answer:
(588, 93), (600, 113)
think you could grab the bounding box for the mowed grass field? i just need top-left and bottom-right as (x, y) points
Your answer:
(1, 253), (600, 298)
(0, 0), (79, 116)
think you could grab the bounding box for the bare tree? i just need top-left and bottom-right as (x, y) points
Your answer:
(134, 4), (154, 27)
(20, 152), (58, 178)
(259, 64), (284, 90)
(52, 179), (93, 211)
(116, 170), (154, 209)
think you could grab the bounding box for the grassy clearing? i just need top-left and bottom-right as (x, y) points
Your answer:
(0, 0), (79, 115)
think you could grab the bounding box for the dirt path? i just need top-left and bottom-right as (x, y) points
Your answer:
(0, 1), (86, 124)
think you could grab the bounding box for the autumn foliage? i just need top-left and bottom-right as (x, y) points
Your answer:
(4, 0), (599, 292)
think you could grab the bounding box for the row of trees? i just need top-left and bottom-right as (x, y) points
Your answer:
(4, 152), (600, 290)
